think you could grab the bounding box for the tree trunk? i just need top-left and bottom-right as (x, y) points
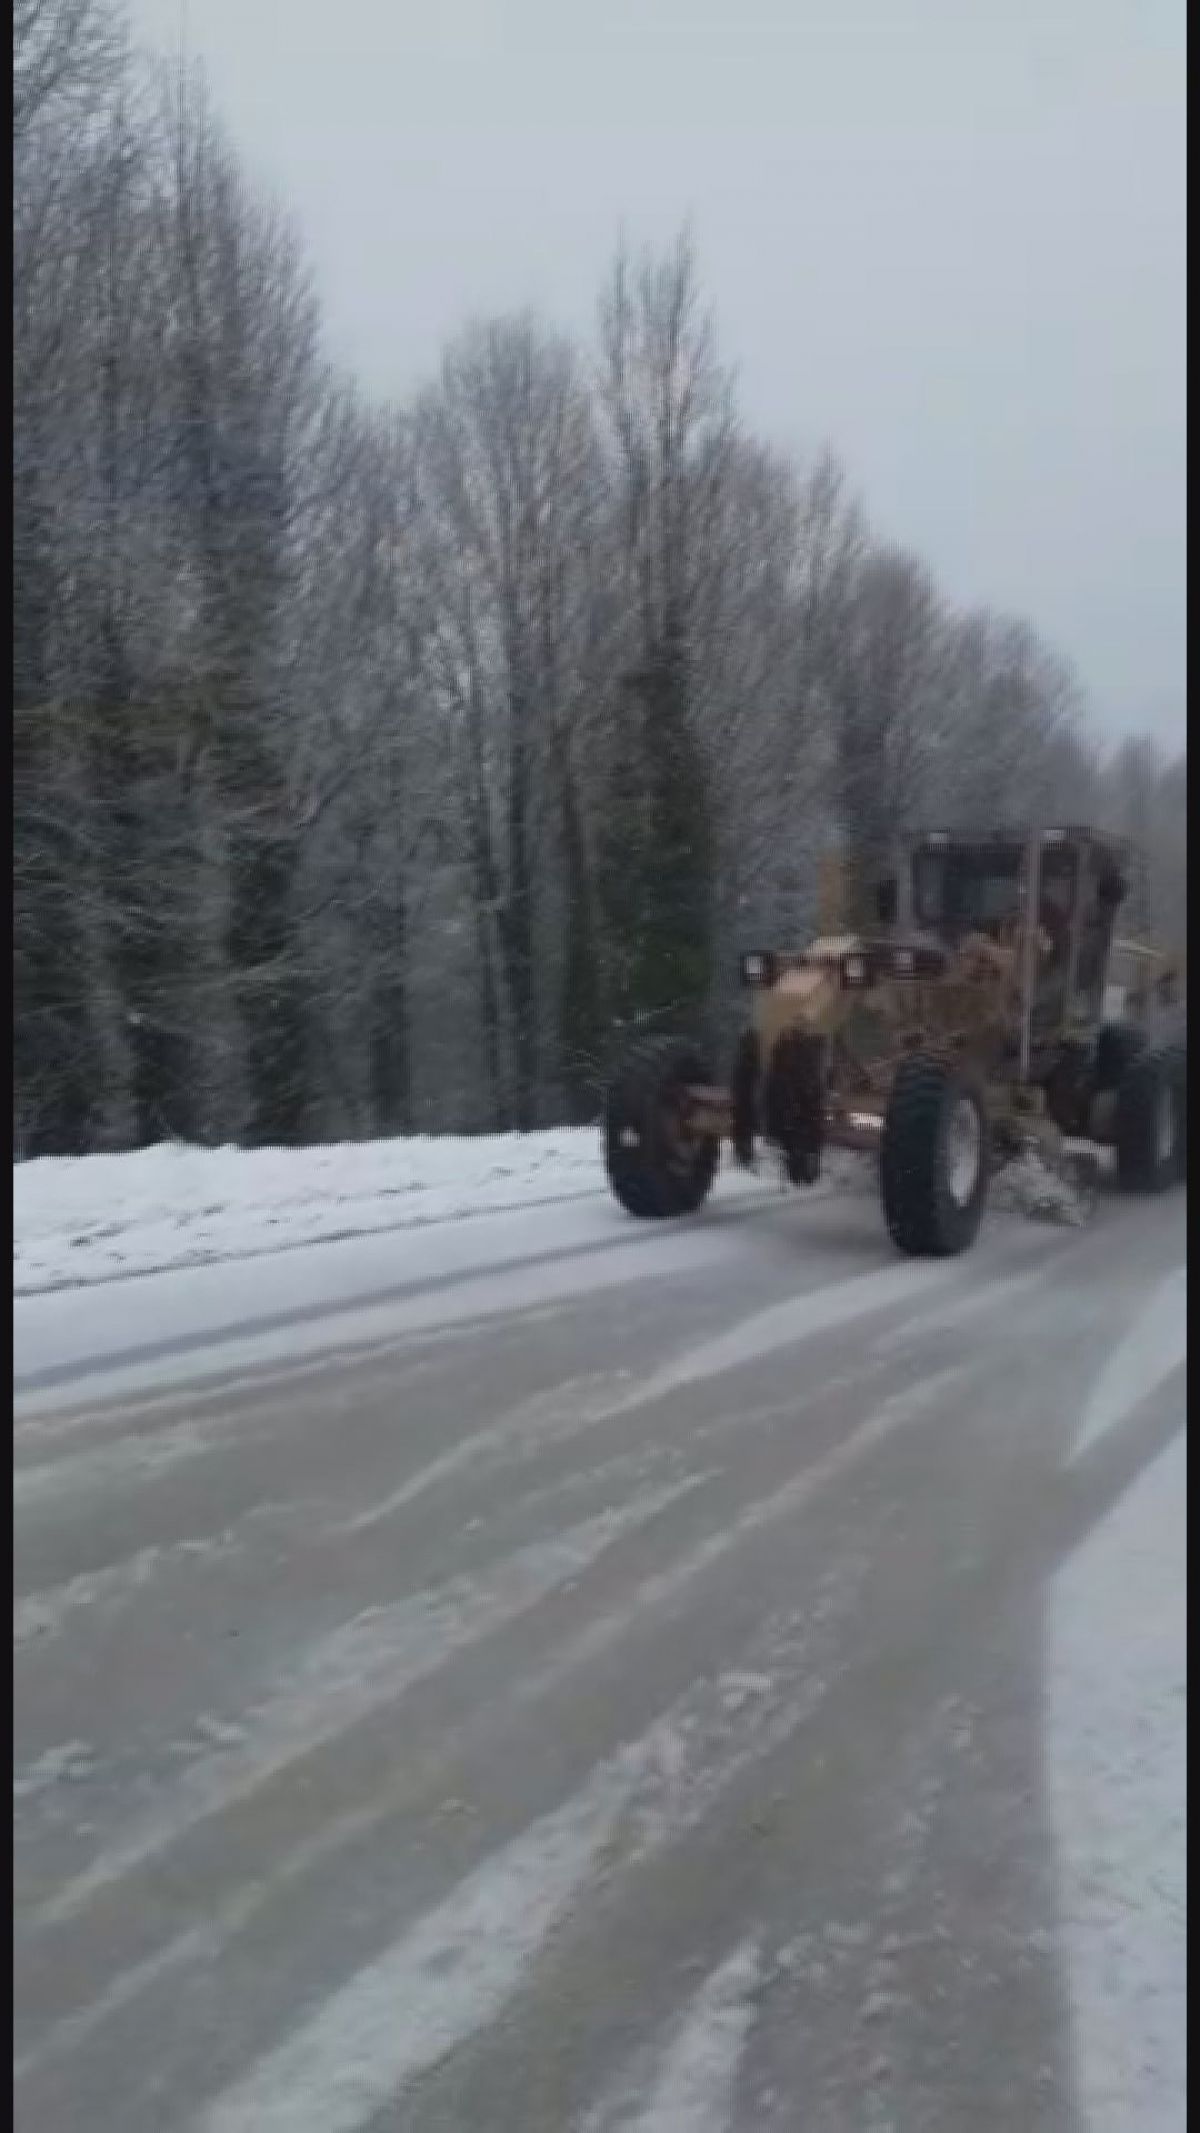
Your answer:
(558, 753), (602, 1121)
(500, 689), (537, 1130)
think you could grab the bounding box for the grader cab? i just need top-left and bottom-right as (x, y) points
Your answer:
(603, 825), (1187, 1257)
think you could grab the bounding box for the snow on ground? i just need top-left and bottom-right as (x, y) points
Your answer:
(1069, 1266), (1188, 1464)
(16, 1159), (847, 1416)
(12, 1132), (877, 1302)
(14, 1119), (1088, 1302)
(580, 1940), (763, 2133)
(13, 1118), (1186, 2124)
(12, 1132), (863, 1410)
(1049, 1427), (1187, 2133)
(990, 1144), (1100, 1227)
(11, 1122), (1090, 1414)
(12, 1131), (609, 1295)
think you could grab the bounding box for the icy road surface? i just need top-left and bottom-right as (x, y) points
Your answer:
(13, 1168), (1186, 2132)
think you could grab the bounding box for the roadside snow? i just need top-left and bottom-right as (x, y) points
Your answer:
(1070, 1267), (1188, 1463)
(13, 1131), (607, 1295)
(1049, 1426), (1187, 2133)
(13, 1132), (874, 1299)
(12, 1110), (1100, 1303)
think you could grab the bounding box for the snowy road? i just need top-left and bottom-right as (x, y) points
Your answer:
(13, 1167), (1187, 2131)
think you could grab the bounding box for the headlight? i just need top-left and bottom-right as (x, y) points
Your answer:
(843, 954), (867, 987)
(740, 950), (776, 988)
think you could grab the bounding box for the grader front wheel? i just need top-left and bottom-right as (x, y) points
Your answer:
(603, 1038), (719, 1219)
(880, 1055), (990, 1257)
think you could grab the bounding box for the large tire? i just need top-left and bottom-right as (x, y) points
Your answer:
(1043, 1042), (1092, 1137)
(1093, 1020), (1146, 1091)
(1116, 1047), (1185, 1192)
(880, 1055), (990, 1258)
(730, 1027), (760, 1168)
(1164, 1044), (1188, 1181)
(603, 1037), (719, 1219)
(762, 1028), (825, 1186)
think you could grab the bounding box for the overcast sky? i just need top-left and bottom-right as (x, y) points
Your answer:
(128, 0), (1185, 751)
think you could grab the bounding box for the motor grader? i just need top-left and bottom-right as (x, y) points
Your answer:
(603, 825), (1187, 1256)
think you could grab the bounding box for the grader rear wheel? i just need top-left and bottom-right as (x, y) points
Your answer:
(1115, 1048), (1186, 1193)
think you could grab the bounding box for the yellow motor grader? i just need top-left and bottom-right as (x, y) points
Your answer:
(603, 826), (1187, 1256)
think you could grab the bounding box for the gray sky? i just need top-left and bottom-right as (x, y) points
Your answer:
(130, 0), (1186, 751)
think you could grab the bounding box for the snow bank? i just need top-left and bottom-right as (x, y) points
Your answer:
(990, 1147), (1099, 1227)
(1049, 1428), (1187, 2132)
(12, 1118), (1093, 1301)
(13, 1130), (607, 1295)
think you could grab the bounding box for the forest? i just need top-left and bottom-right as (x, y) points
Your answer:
(13, 0), (1187, 1157)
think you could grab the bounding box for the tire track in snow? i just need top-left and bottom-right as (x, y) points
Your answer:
(15, 1253), (972, 1679)
(20, 1362), (961, 2087)
(15, 1537), (229, 1650)
(13, 1421), (212, 1515)
(190, 1533), (868, 2133)
(579, 1940), (762, 2133)
(33, 1475), (710, 1928)
(874, 1248), (1058, 1354)
(17, 1585), (845, 2092)
(12, 1342), (446, 1453)
(190, 1734), (641, 2133)
(12, 1377), (639, 1655)
(192, 1670), (804, 2133)
(1069, 1264), (1187, 1463)
(13, 1181), (783, 1415)
(34, 1361), (968, 1939)
(334, 1371), (636, 1536)
(13, 1740), (99, 1805)
(615, 1260), (960, 1412)
(14, 1519), (295, 1651)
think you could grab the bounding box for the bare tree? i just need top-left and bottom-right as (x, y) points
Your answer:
(927, 611), (1095, 835)
(412, 314), (600, 1125)
(12, 16), (1180, 1156)
(148, 58), (328, 1140)
(592, 232), (740, 1035)
(13, 0), (126, 147)
(822, 542), (942, 918)
(1101, 736), (1187, 953)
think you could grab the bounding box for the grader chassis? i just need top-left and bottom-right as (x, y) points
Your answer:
(604, 826), (1187, 1257)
